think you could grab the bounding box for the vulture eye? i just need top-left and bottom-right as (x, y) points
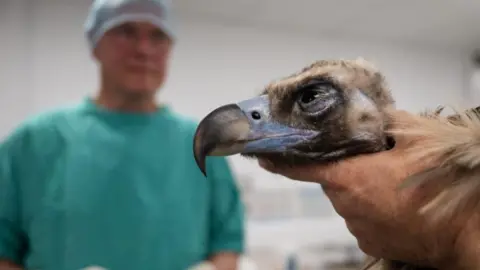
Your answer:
(296, 82), (336, 114)
(300, 90), (319, 104)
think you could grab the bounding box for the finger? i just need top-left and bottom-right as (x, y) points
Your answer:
(259, 160), (333, 184)
(267, 159), (366, 188)
(386, 109), (422, 130)
(258, 159), (275, 172)
(385, 109), (434, 150)
(257, 159), (317, 181)
(257, 159), (348, 204)
(271, 164), (326, 183)
(259, 153), (378, 186)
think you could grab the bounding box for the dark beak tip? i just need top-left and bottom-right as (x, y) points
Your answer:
(193, 103), (247, 177)
(193, 124), (208, 177)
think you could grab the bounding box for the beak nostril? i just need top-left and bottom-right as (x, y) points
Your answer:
(251, 111), (261, 120)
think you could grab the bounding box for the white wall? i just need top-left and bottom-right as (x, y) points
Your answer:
(2, 2), (470, 122)
(0, 1), (475, 266)
(1, 0), (471, 185)
(0, 0), (34, 137)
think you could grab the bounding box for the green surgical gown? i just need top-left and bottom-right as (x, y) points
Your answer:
(0, 98), (245, 270)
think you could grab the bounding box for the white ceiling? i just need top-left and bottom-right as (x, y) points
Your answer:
(173, 0), (480, 51)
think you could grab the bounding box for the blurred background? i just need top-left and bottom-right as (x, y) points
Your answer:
(2, 0), (480, 269)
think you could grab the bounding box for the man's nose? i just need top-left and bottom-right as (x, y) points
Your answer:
(134, 36), (156, 55)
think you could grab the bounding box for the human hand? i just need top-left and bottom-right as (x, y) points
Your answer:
(0, 261), (23, 270)
(258, 109), (480, 269)
(187, 261), (216, 270)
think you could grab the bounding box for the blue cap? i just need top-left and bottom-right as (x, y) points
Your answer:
(84, 0), (175, 49)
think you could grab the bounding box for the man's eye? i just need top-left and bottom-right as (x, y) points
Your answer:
(152, 31), (168, 41)
(116, 26), (134, 36)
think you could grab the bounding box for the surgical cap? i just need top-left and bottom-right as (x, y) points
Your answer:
(84, 0), (175, 49)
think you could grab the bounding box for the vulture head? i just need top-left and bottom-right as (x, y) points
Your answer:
(193, 58), (396, 175)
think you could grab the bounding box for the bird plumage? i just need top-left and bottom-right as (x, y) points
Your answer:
(390, 105), (480, 226)
(192, 58), (480, 270)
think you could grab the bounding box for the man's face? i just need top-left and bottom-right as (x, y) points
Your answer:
(94, 21), (172, 96)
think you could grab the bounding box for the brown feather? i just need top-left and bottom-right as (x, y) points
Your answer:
(389, 106), (480, 225)
(361, 106), (480, 270)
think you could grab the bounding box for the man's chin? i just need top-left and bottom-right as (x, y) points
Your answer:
(121, 83), (160, 96)
(121, 76), (163, 94)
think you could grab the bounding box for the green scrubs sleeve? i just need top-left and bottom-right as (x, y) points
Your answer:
(0, 127), (29, 265)
(205, 157), (245, 256)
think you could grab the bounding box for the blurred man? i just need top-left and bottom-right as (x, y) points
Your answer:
(0, 0), (245, 269)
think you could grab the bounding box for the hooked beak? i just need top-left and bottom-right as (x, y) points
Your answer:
(193, 95), (318, 176)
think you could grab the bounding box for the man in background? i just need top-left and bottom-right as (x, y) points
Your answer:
(0, 0), (245, 269)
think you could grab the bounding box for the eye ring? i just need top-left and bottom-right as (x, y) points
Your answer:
(295, 82), (337, 114)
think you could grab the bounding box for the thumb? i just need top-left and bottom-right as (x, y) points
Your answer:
(384, 109), (428, 151)
(384, 109), (444, 174)
(258, 158), (333, 184)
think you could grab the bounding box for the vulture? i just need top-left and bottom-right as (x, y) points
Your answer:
(192, 58), (480, 270)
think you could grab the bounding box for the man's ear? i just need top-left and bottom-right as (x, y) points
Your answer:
(91, 46), (100, 61)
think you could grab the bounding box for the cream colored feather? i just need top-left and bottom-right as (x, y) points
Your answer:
(390, 106), (480, 224)
(361, 106), (480, 270)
